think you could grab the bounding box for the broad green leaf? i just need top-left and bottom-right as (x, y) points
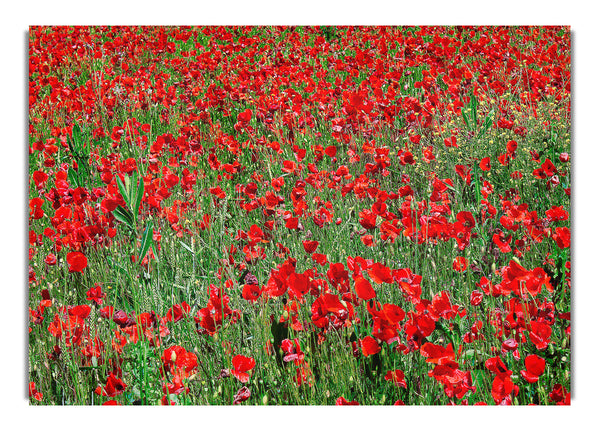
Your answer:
(133, 174), (145, 223)
(71, 123), (83, 153)
(461, 109), (471, 130)
(127, 171), (137, 214)
(470, 95), (478, 126)
(116, 175), (130, 210)
(113, 205), (134, 229)
(138, 222), (154, 262)
(476, 112), (494, 140)
(67, 167), (80, 188)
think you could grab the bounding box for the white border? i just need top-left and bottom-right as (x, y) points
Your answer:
(4, 1), (597, 429)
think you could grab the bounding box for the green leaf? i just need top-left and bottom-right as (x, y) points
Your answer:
(116, 175), (130, 210)
(461, 109), (471, 130)
(138, 222), (154, 262)
(113, 205), (134, 230)
(476, 111), (494, 140)
(71, 123), (83, 153)
(128, 172), (137, 214)
(470, 95), (478, 126)
(67, 167), (81, 188)
(133, 174), (144, 223)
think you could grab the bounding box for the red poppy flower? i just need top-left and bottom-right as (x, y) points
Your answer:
(209, 186), (226, 199)
(86, 284), (105, 306)
(541, 158), (557, 176)
(312, 253), (328, 266)
(324, 145), (337, 157)
(95, 373), (127, 397)
(99, 306), (114, 319)
(470, 290), (483, 306)
(420, 343), (455, 365)
(285, 216), (299, 229)
(382, 303), (405, 323)
(486, 357), (510, 376)
(360, 234), (375, 247)
(66, 251), (87, 273)
(163, 375), (189, 396)
(545, 206), (569, 222)
(398, 151), (416, 165)
(68, 305), (91, 320)
(529, 320), (552, 350)
(497, 153), (510, 166)
(336, 396), (359, 405)
(354, 275), (376, 301)
(29, 382), (43, 402)
(493, 232), (512, 253)
(32, 170), (49, 189)
(479, 157), (491, 171)
(231, 354), (256, 383)
(45, 253), (57, 265)
(444, 136), (458, 148)
(282, 160), (297, 173)
(281, 338), (305, 363)
(359, 209), (378, 230)
(237, 109), (252, 123)
(549, 384), (570, 405)
(233, 386), (251, 405)
(452, 256), (468, 272)
(289, 272), (310, 298)
(491, 373), (516, 404)
(393, 268), (422, 299)
(302, 240), (319, 254)
(456, 211), (476, 229)
(409, 134), (421, 144)
(165, 302), (191, 323)
(361, 335), (381, 356)
(162, 345), (199, 379)
(501, 338), (519, 354)
(271, 176), (285, 191)
(384, 369), (407, 388)
(520, 354), (545, 383)
(29, 197), (45, 219)
(368, 262), (393, 284)
(242, 284), (263, 302)
(552, 227), (570, 249)
(454, 165), (472, 183)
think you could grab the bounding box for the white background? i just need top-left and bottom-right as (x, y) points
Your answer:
(3, 1), (596, 429)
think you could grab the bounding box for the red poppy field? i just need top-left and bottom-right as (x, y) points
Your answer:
(28, 26), (571, 406)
